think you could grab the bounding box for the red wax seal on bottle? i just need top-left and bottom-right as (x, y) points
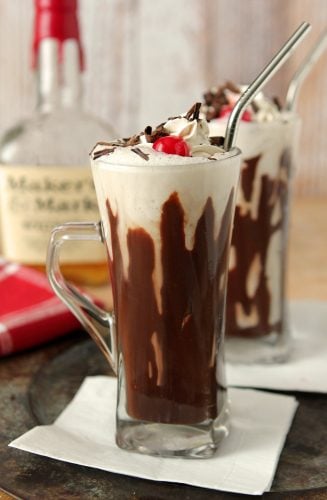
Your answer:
(32, 0), (84, 69)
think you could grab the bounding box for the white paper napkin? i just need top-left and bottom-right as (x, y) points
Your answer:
(10, 376), (298, 496)
(227, 300), (327, 392)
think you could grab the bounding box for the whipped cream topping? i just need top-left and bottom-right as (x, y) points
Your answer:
(91, 103), (225, 164)
(202, 82), (282, 123)
(162, 116), (223, 157)
(243, 88), (281, 123)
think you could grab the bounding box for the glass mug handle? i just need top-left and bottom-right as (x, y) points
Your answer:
(46, 221), (117, 375)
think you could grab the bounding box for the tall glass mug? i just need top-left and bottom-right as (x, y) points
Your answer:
(210, 113), (301, 364)
(47, 147), (241, 458)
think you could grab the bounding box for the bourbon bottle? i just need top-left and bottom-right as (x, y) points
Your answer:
(0, 0), (116, 285)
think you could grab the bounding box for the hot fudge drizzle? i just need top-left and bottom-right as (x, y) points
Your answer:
(106, 190), (234, 425)
(227, 148), (292, 338)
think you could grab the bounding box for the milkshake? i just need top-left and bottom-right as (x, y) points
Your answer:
(90, 104), (241, 456)
(203, 83), (300, 363)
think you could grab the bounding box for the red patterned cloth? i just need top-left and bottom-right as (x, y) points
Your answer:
(0, 258), (81, 356)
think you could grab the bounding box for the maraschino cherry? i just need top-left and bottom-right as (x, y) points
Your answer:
(220, 104), (252, 122)
(153, 136), (190, 156)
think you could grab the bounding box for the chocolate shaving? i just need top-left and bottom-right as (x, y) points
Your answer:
(92, 98), (224, 159)
(144, 123), (169, 143)
(185, 102), (202, 121)
(89, 141), (115, 156)
(152, 130), (169, 142)
(125, 134), (142, 146)
(193, 102), (202, 120)
(93, 148), (115, 160)
(210, 136), (225, 147)
(101, 139), (125, 148)
(202, 83), (230, 120)
(272, 96), (282, 111)
(225, 80), (241, 94)
(185, 104), (196, 120)
(251, 100), (259, 113)
(131, 147), (149, 161)
(144, 126), (153, 142)
(94, 141), (113, 147)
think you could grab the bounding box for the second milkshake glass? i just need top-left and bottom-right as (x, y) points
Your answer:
(210, 113), (301, 363)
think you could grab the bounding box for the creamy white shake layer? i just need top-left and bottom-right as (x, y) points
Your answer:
(90, 105), (240, 314)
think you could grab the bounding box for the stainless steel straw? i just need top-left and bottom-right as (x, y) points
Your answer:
(286, 28), (327, 111)
(223, 22), (311, 151)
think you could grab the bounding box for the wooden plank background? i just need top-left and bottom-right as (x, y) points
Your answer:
(0, 0), (326, 195)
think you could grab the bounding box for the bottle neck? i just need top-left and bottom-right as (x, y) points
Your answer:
(36, 38), (82, 113)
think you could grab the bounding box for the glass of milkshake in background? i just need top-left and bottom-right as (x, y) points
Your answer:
(203, 83), (301, 364)
(47, 105), (241, 458)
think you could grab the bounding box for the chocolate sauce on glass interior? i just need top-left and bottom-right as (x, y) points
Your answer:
(227, 148), (292, 338)
(107, 189), (234, 425)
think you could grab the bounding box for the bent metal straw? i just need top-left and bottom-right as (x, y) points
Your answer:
(286, 28), (327, 111)
(224, 22), (311, 152)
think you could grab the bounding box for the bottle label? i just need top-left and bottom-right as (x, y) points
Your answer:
(0, 165), (105, 264)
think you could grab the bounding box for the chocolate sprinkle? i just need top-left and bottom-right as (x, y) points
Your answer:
(131, 147), (149, 161)
(93, 147), (115, 160)
(251, 100), (259, 113)
(144, 126), (153, 142)
(145, 123), (169, 143)
(89, 141), (115, 156)
(210, 136), (225, 147)
(225, 80), (241, 94)
(202, 84), (229, 120)
(273, 96), (282, 111)
(126, 134), (141, 146)
(94, 141), (113, 147)
(91, 101), (225, 159)
(202, 81), (283, 121)
(185, 102), (202, 121)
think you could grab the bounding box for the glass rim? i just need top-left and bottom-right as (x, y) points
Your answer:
(210, 111), (301, 127)
(92, 146), (242, 171)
